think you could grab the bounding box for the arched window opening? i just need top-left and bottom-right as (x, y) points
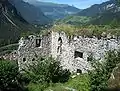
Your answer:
(58, 37), (62, 43)
(36, 39), (42, 47)
(57, 37), (62, 54)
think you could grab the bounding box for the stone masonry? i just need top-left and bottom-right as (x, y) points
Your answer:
(17, 31), (120, 73)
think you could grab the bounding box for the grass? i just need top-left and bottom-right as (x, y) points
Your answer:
(44, 74), (90, 91)
(27, 83), (49, 91)
(45, 84), (71, 91)
(65, 74), (90, 91)
(27, 74), (90, 91)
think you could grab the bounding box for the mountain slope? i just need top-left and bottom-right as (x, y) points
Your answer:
(0, 0), (37, 47)
(75, 0), (120, 25)
(56, 15), (91, 25)
(90, 10), (120, 25)
(88, 0), (120, 25)
(26, 0), (81, 20)
(9, 0), (52, 24)
(77, 0), (118, 17)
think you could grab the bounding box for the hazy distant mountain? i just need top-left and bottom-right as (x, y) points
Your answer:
(25, 0), (81, 20)
(89, 0), (120, 25)
(9, 0), (52, 24)
(77, 0), (119, 17)
(75, 0), (120, 25)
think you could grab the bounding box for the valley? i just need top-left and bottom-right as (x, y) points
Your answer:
(0, 0), (120, 91)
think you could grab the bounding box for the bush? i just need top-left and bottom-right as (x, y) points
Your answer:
(24, 57), (71, 84)
(88, 50), (120, 91)
(0, 60), (23, 91)
(108, 63), (120, 89)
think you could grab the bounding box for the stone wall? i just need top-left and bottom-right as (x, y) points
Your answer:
(51, 31), (120, 73)
(18, 34), (52, 70)
(17, 31), (120, 73)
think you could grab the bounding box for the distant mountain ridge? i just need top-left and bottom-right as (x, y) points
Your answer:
(89, 0), (120, 25)
(56, 0), (120, 25)
(77, 0), (118, 17)
(74, 0), (120, 25)
(25, 0), (81, 20)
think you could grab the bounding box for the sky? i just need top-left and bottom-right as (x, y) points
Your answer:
(36, 0), (109, 9)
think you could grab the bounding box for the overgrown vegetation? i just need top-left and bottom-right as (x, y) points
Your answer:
(44, 50), (120, 91)
(24, 57), (71, 84)
(0, 57), (71, 91)
(45, 74), (90, 91)
(65, 74), (90, 91)
(52, 24), (120, 37)
(0, 60), (24, 91)
(88, 50), (120, 91)
(1, 50), (120, 91)
(23, 57), (70, 91)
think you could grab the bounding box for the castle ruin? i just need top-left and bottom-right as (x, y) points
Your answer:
(17, 31), (120, 73)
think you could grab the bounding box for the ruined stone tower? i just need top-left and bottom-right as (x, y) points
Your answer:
(17, 31), (120, 73)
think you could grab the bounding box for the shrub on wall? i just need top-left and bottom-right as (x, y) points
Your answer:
(24, 57), (71, 84)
